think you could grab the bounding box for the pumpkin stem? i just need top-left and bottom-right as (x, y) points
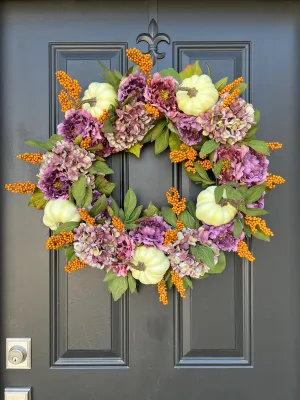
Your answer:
(128, 261), (146, 271)
(76, 97), (97, 109)
(176, 85), (197, 98)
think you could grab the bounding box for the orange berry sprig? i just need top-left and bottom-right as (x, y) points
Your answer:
(157, 278), (168, 305)
(244, 216), (274, 237)
(237, 241), (255, 262)
(126, 48), (153, 83)
(266, 173), (285, 189)
(176, 220), (184, 231)
(78, 208), (97, 226)
(171, 271), (186, 298)
(144, 103), (160, 119)
(112, 216), (124, 232)
(99, 109), (109, 124)
(163, 229), (178, 246)
(58, 91), (73, 113)
(56, 70), (82, 113)
(219, 77), (243, 95)
(266, 142), (283, 150)
(80, 137), (91, 149)
(65, 257), (86, 274)
(166, 187), (186, 215)
(5, 181), (36, 194)
(46, 231), (74, 250)
(222, 88), (240, 108)
(197, 159), (212, 171)
(16, 153), (43, 164)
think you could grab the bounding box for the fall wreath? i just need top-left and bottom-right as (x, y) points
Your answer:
(5, 48), (285, 304)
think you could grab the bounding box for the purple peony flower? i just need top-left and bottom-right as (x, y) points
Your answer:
(199, 220), (245, 252)
(144, 73), (177, 114)
(214, 144), (249, 184)
(116, 233), (135, 261)
(241, 148), (269, 185)
(173, 113), (203, 145)
(130, 216), (169, 250)
(37, 169), (71, 200)
(118, 71), (147, 104)
(57, 109), (103, 148)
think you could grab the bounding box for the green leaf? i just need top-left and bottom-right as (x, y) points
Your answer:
(254, 109), (260, 124)
(103, 269), (117, 282)
(190, 245), (215, 268)
(209, 251), (226, 274)
(101, 117), (114, 133)
(74, 134), (82, 145)
(179, 60), (202, 80)
(126, 143), (142, 158)
(214, 77), (228, 91)
(28, 187), (48, 210)
(206, 63), (212, 77)
(124, 188), (137, 220)
(167, 120), (179, 134)
(25, 139), (51, 150)
(107, 276), (128, 301)
(65, 245), (76, 262)
(245, 183), (266, 204)
(244, 223), (252, 237)
(244, 125), (258, 141)
(253, 228), (271, 242)
(107, 206), (114, 218)
(212, 159), (223, 178)
(186, 200), (199, 228)
(119, 208), (125, 222)
(87, 143), (103, 152)
(89, 194), (107, 217)
(141, 129), (153, 144)
(161, 206), (177, 228)
(186, 170), (202, 183)
(54, 221), (80, 235)
(143, 202), (160, 218)
(88, 161), (114, 175)
(232, 82), (247, 94)
(127, 205), (143, 222)
(98, 60), (121, 91)
(182, 276), (193, 290)
(233, 218), (243, 238)
(48, 134), (62, 146)
(95, 176), (116, 196)
(124, 222), (139, 230)
(246, 140), (270, 156)
(150, 119), (167, 142)
(169, 131), (181, 151)
(127, 272), (137, 294)
(225, 186), (244, 201)
(200, 140), (220, 158)
(159, 68), (181, 82)
(71, 176), (87, 207)
(214, 185), (224, 204)
(178, 210), (196, 229)
(82, 185), (93, 209)
(240, 206), (268, 216)
(114, 70), (123, 80)
(155, 127), (169, 155)
(194, 162), (212, 183)
(109, 197), (120, 217)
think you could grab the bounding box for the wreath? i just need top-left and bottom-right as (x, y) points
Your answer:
(5, 48), (285, 304)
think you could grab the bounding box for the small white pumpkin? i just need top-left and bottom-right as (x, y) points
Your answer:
(81, 82), (117, 118)
(196, 186), (237, 227)
(43, 199), (80, 231)
(130, 246), (170, 285)
(176, 74), (219, 116)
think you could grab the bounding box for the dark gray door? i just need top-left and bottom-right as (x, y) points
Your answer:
(2, 1), (299, 399)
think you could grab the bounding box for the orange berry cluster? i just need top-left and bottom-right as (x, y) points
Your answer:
(5, 181), (36, 194)
(157, 278), (168, 305)
(222, 88), (240, 108)
(112, 216), (124, 232)
(99, 109), (109, 124)
(184, 160), (197, 173)
(244, 216), (274, 237)
(197, 159), (212, 171)
(266, 173), (285, 189)
(171, 271), (186, 298)
(221, 159), (231, 173)
(219, 77), (244, 95)
(176, 220), (185, 231)
(58, 91), (73, 113)
(170, 144), (197, 164)
(65, 257), (86, 274)
(45, 230), (74, 250)
(163, 229), (178, 246)
(237, 241), (255, 262)
(266, 142), (283, 150)
(56, 70), (82, 113)
(166, 187), (186, 215)
(78, 208), (96, 226)
(16, 153), (43, 164)
(144, 103), (160, 119)
(126, 48), (152, 83)
(80, 137), (91, 149)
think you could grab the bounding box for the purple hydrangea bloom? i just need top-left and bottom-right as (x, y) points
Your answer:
(241, 148), (269, 185)
(130, 216), (169, 250)
(37, 170), (71, 200)
(199, 220), (245, 252)
(107, 262), (130, 277)
(144, 73), (177, 114)
(118, 72), (147, 104)
(173, 113), (203, 145)
(57, 109), (103, 147)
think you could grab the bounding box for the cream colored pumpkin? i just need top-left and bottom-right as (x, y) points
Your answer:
(130, 246), (170, 285)
(81, 82), (117, 118)
(176, 74), (219, 116)
(196, 186), (237, 227)
(43, 199), (80, 231)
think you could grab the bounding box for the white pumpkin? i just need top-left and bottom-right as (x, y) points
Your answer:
(43, 199), (80, 231)
(81, 82), (117, 118)
(196, 186), (237, 227)
(176, 74), (219, 116)
(130, 246), (170, 285)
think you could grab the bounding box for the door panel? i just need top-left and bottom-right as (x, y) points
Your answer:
(1, 0), (300, 399)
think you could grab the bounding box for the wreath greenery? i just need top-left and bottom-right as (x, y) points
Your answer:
(5, 48), (285, 304)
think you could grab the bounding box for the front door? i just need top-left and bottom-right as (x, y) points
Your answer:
(2, 1), (299, 399)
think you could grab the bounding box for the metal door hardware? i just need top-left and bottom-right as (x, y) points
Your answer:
(5, 387), (31, 400)
(6, 338), (31, 369)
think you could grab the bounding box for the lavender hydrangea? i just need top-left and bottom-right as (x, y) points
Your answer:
(118, 71), (147, 104)
(199, 220), (245, 252)
(105, 102), (153, 151)
(130, 216), (169, 250)
(198, 96), (255, 145)
(173, 113), (203, 146)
